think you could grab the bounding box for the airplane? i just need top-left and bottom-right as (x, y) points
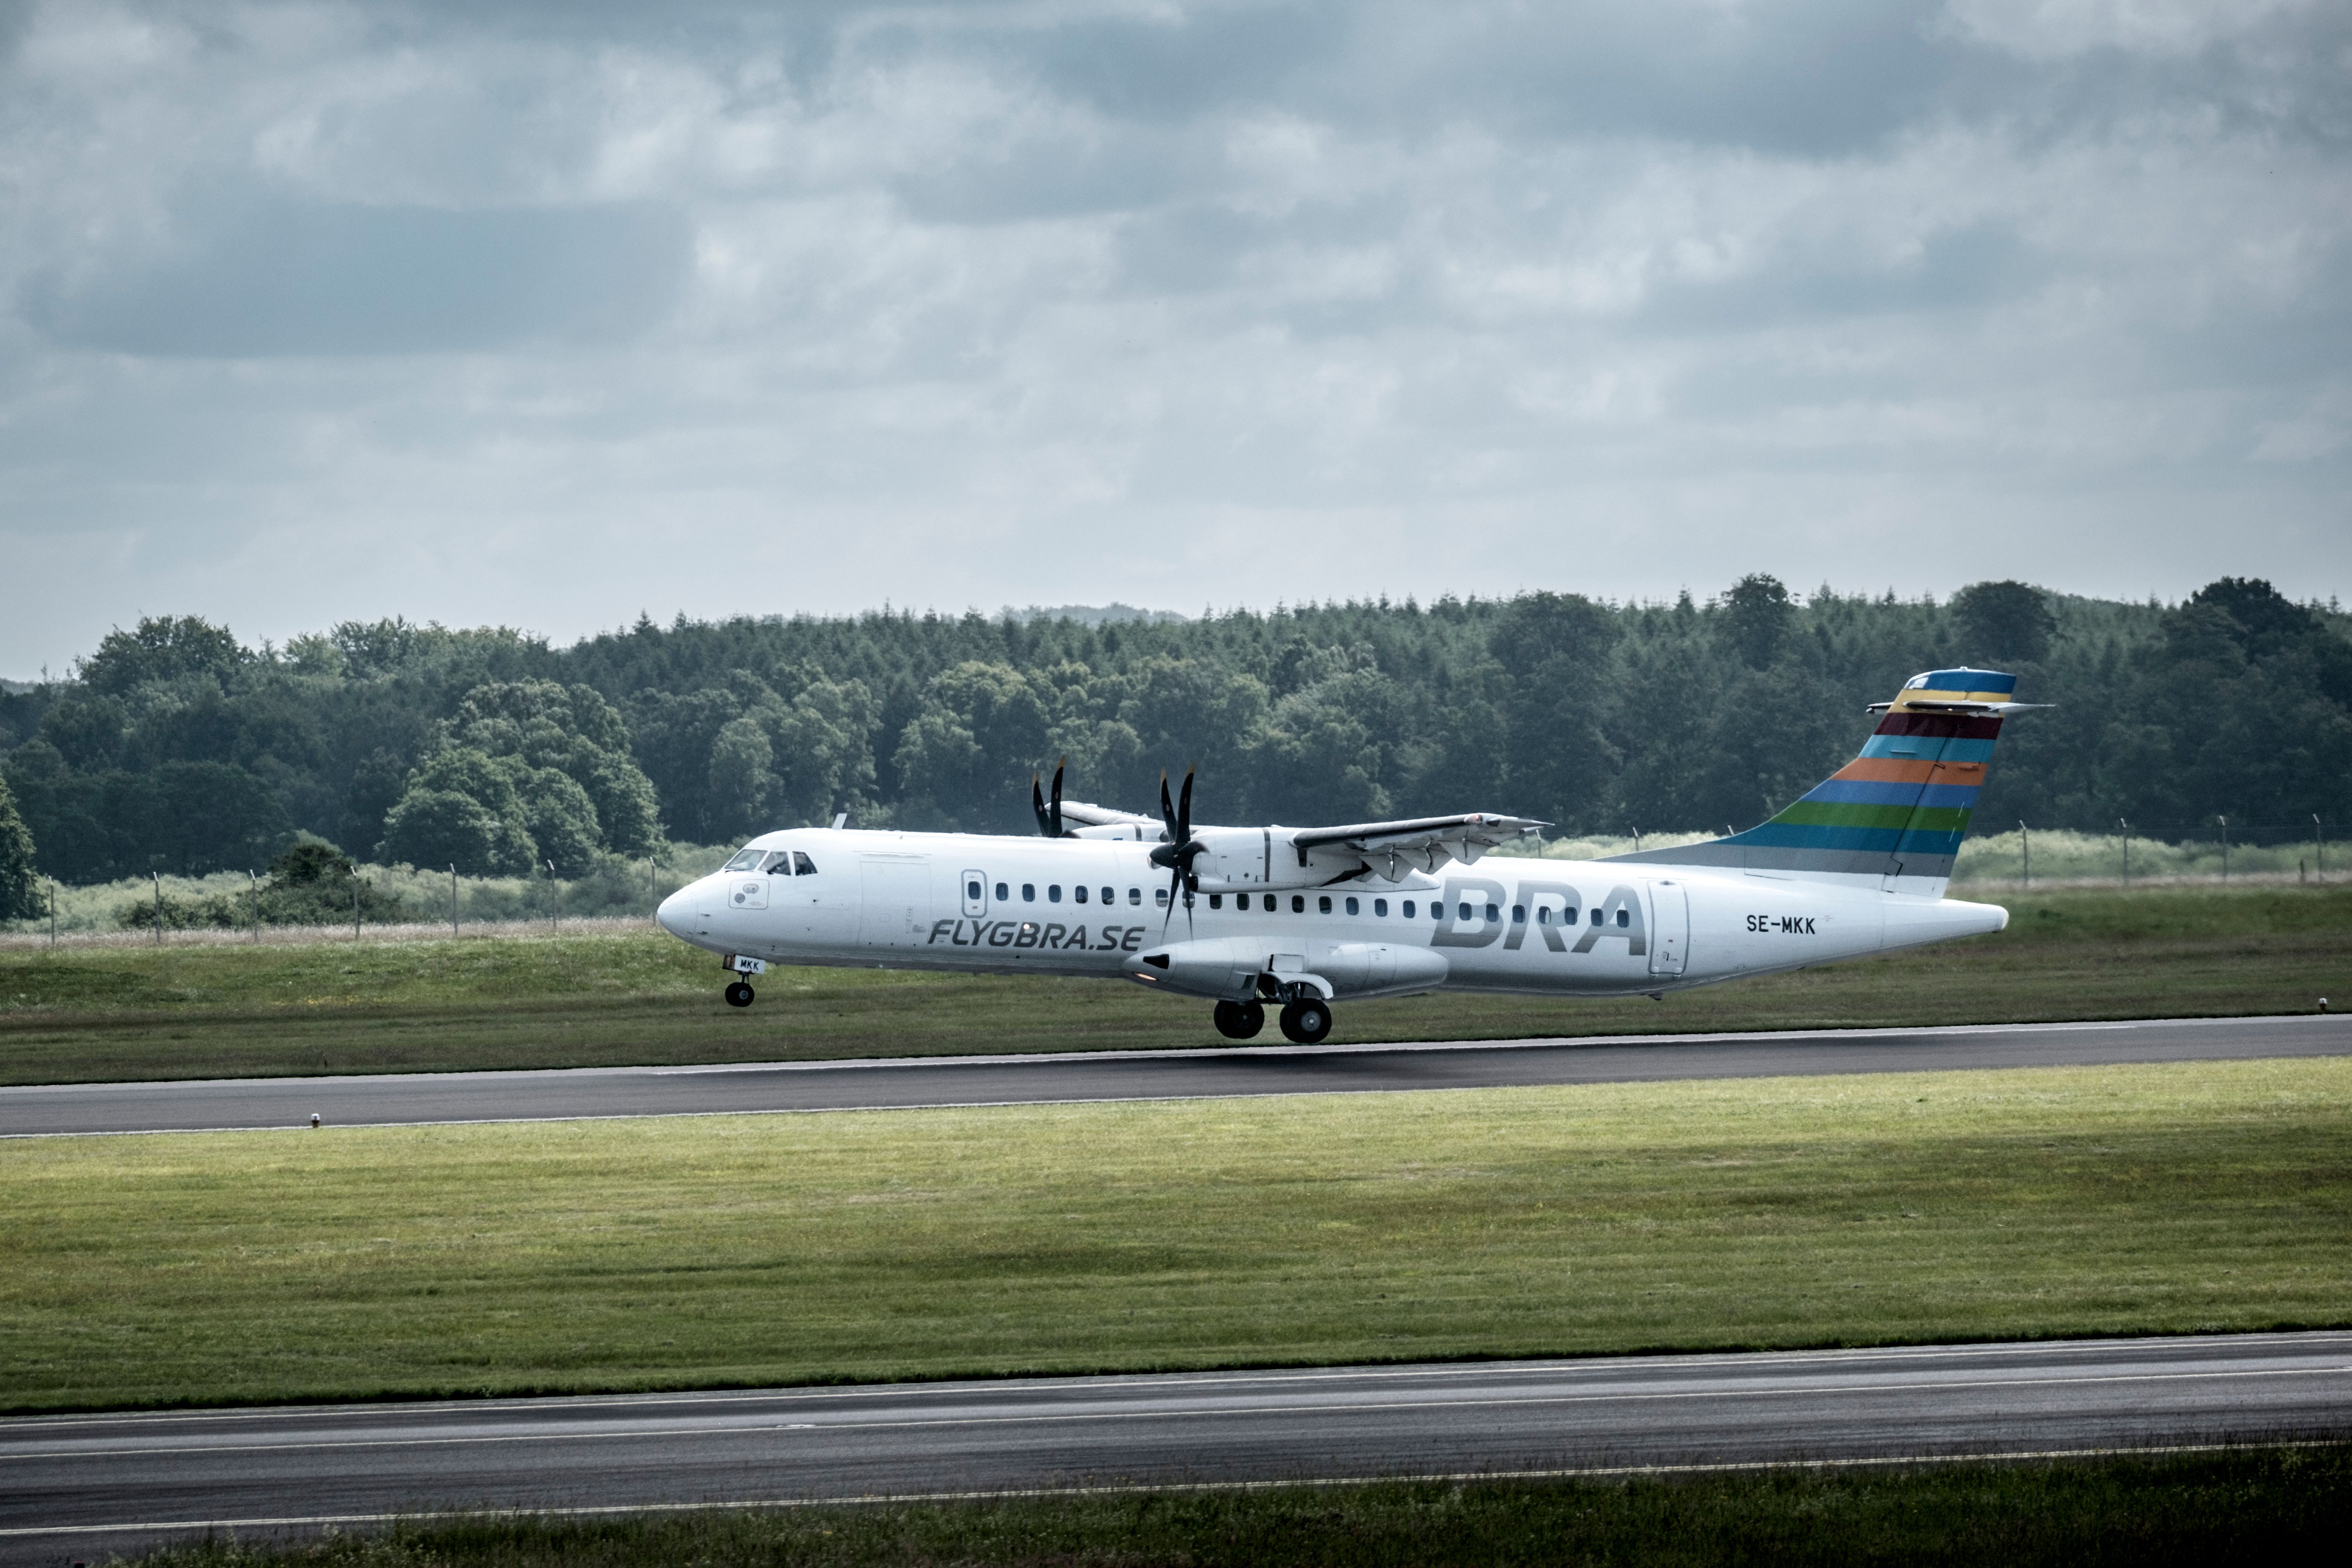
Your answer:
(655, 667), (2039, 1044)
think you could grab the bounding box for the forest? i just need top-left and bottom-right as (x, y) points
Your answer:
(2, 575), (2348, 914)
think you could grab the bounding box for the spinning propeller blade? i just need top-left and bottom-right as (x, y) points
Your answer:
(1152, 764), (1200, 935)
(1031, 758), (1067, 838)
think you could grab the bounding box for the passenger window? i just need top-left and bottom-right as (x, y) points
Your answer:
(1155, 887), (1169, 905)
(996, 882), (1009, 901)
(1374, 899), (1388, 917)
(1344, 896), (1359, 916)
(1315, 895), (1329, 913)
(966, 879), (983, 902)
(1129, 887), (1141, 905)
(1617, 908), (1629, 927)
(793, 852), (817, 876)
(1591, 908), (1603, 926)
(724, 847), (764, 871)
(1511, 905), (1524, 923)
(1292, 895), (1305, 913)
(1073, 885), (1087, 903)
(1537, 908), (1550, 925)
(1209, 894), (1223, 910)
(1565, 906), (1579, 924)
(1048, 885), (1062, 903)
(1101, 886), (1114, 905)
(1458, 902), (1471, 921)
(1402, 900), (1415, 917)
(1485, 903), (1499, 922)
(1023, 884), (1037, 902)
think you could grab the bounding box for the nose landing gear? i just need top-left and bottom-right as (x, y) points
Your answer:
(721, 954), (766, 1008)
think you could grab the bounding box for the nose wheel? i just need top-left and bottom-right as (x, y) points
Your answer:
(724, 980), (756, 1008)
(1212, 1000), (1265, 1040)
(1277, 998), (1331, 1044)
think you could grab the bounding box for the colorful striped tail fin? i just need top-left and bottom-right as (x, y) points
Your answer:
(1605, 668), (2035, 894)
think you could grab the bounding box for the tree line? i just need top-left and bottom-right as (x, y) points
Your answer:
(2, 575), (2348, 912)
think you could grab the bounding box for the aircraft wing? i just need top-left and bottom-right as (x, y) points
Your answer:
(1058, 798), (1165, 831)
(1289, 812), (1547, 877)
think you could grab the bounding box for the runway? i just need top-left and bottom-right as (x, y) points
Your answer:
(3, 1013), (2346, 1138)
(3, 1332), (2346, 1565)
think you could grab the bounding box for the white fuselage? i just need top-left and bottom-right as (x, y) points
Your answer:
(657, 828), (2009, 1000)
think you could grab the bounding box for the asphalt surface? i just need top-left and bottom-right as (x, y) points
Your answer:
(4, 1332), (2346, 1565)
(4, 1014), (2347, 1138)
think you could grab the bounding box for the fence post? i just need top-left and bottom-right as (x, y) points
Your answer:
(2118, 819), (2129, 884)
(450, 864), (459, 936)
(2318, 814), (2326, 876)
(250, 869), (260, 942)
(153, 871), (162, 945)
(49, 879), (56, 946)
(2219, 816), (2228, 882)
(2019, 822), (2029, 888)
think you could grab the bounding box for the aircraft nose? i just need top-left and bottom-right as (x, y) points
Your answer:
(655, 885), (690, 938)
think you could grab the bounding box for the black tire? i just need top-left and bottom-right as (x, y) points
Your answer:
(1213, 999), (1265, 1040)
(1278, 998), (1331, 1044)
(724, 981), (755, 1008)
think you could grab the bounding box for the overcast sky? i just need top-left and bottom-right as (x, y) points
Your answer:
(3, 0), (2347, 677)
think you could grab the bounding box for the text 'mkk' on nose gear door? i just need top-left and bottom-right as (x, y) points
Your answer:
(1647, 880), (1689, 977)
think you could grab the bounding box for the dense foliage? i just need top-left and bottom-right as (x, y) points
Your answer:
(2, 577), (2346, 886)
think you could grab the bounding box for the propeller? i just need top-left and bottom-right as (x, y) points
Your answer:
(1148, 764), (1205, 934)
(1031, 756), (1068, 838)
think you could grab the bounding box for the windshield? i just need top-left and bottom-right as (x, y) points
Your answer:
(723, 847), (765, 872)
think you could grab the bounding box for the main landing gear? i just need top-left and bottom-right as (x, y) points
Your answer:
(1215, 995), (1331, 1043)
(724, 980), (756, 1008)
(1213, 999), (1264, 1039)
(1278, 997), (1331, 1044)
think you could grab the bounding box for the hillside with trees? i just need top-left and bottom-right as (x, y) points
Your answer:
(2, 577), (2346, 890)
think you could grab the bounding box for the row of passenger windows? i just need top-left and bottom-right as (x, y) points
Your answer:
(977, 880), (1160, 906)
(955, 878), (1626, 926)
(733, 850), (1631, 929)
(1208, 891), (1626, 926)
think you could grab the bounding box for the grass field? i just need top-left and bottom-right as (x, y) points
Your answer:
(5, 1058), (2347, 1412)
(1, 884), (2347, 1085)
(116, 1447), (2352, 1568)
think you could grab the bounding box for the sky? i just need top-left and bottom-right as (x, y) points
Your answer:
(2, 0), (2347, 678)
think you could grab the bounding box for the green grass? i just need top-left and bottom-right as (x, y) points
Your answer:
(117, 1448), (2352, 1568)
(5, 1059), (2348, 1412)
(1, 884), (2347, 1084)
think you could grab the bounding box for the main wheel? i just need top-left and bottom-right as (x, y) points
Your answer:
(1213, 999), (1265, 1040)
(1278, 998), (1331, 1044)
(724, 980), (756, 1008)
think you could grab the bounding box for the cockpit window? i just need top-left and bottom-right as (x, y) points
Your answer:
(724, 847), (764, 872)
(761, 851), (795, 875)
(792, 851), (818, 876)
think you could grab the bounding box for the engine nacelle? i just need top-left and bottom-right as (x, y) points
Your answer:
(1128, 936), (1449, 1001)
(1184, 827), (1385, 894)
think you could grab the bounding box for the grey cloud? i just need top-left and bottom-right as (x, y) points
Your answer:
(24, 196), (689, 355)
(1640, 222), (2046, 334)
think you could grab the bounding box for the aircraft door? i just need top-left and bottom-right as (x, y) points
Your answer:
(859, 857), (931, 947)
(960, 870), (988, 918)
(1647, 880), (1689, 977)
